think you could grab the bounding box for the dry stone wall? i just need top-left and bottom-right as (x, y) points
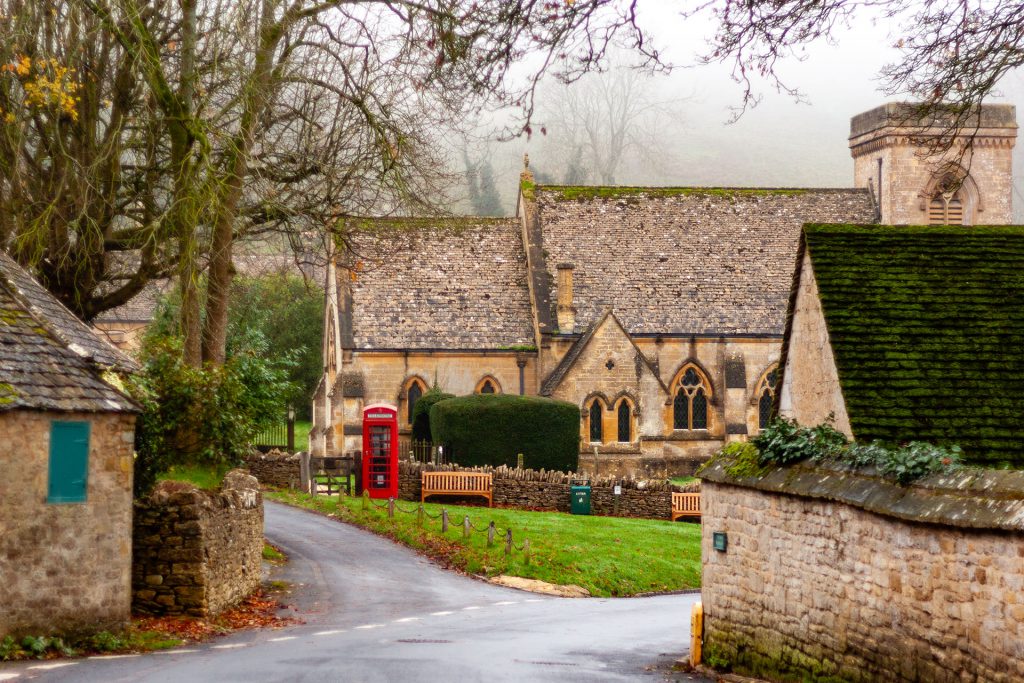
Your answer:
(132, 470), (263, 617)
(700, 462), (1024, 683)
(398, 461), (697, 519)
(245, 450), (301, 489)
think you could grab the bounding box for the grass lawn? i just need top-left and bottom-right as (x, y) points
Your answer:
(670, 476), (698, 487)
(293, 420), (311, 450)
(268, 491), (702, 597)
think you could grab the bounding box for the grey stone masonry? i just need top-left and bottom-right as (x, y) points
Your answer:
(132, 470), (263, 617)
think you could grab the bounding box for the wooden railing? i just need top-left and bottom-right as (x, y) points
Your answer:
(672, 492), (701, 521)
(421, 472), (493, 507)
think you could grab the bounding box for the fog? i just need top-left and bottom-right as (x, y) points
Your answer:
(456, 7), (1024, 221)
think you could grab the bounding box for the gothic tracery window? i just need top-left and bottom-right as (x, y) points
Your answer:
(757, 364), (779, 431)
(673, 366), (710, 431)
(476, 377), (500, 394)
(405, 379), (425, 425)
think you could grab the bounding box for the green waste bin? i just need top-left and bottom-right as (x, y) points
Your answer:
(570, 484), (591, 515)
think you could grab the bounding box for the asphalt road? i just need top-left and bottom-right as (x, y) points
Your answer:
(0, 501), (710, 683)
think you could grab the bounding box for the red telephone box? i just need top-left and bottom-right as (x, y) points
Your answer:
(361, 404), (398, 499)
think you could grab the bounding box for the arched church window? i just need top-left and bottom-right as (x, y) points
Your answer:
(617, 399), (632, 443)
(475, 376), (500, 394)
(673, 366), (710, 431)
(406, 379), (425, 425)
(757, 364), (779, 431)
(480, 380), (495, 394)
(588, 399), (604, 443)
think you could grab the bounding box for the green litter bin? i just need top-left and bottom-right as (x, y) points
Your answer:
(570, 484), (591, 515)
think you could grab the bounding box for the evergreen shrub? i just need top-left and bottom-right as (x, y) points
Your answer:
(412, 388), (454, 441)
(429, 394), (579, 471)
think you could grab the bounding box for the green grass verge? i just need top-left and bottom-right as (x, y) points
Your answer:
(0, 628), (182, 661)
(158, 463), (231, 490)
(670, 476), (697, 487)
(293, 421), (311, 450)
(267, 491), (702, 597)
(262, 541), (286, 563)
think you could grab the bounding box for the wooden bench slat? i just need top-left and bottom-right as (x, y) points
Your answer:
(422, 472), (493, 507)
(672, 492), (701, 521)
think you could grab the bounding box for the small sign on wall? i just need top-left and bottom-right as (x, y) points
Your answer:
(614, 485), (622, 495)
(712, 531), (728, 552)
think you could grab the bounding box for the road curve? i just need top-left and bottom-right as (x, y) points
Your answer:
(0, 501), (708, 682)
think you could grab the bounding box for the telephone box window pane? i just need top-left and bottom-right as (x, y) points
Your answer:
(48, 421), (90, 504)
(369, 425), (391, 489)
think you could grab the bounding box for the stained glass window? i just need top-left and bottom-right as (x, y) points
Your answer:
(589, 400), (603, 443)
(617, 400), (631, 442)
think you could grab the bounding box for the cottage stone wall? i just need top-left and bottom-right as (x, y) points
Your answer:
(777, 250), (852, 435)
(132, 470), (263, 617)
(700, 465), (1024, 683)
(0, 411), (135, 637)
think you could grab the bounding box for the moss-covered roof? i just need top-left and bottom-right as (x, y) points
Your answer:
(803, 223), (1024, 466)
(538, 185), (814, 202)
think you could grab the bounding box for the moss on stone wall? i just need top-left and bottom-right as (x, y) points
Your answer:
(540, 185), (810, 201)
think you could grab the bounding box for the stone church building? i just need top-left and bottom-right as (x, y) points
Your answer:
(312, 103), (1017, 477)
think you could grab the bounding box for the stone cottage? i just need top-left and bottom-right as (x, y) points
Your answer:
(778, 223), (1024, 466)
(313, 103), (1017, 476)
(0, 250), (140, 637)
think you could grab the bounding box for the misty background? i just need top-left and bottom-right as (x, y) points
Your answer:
(452, 7), (1024, 221)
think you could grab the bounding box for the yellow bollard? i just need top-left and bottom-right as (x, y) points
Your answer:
(690, 601), (703, 668)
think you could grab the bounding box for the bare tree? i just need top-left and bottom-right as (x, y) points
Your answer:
(693, 0), (1024, 145)
(536, 60), (681, 185)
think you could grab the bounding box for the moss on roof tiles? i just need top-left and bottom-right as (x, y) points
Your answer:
(540, 185), (815, 201)
(804, 223), (1024, 467)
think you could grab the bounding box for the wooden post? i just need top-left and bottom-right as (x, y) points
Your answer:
(442, 509), (449, 533)
(517, 453), (524, 469)
(487, 521), (495, 548)
(362, 490), (369, 510)
(417, 504), (425, 527)
(463, 515), (471, 539)
(287, 408), (295, 452)
(388, 498), (395, 520)
(504, 529), (513, 556)
(299, 451), (311, 494)
(523, 538), (530, 564)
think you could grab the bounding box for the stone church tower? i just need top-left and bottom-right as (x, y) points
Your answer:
(850, 103), (1017, 224)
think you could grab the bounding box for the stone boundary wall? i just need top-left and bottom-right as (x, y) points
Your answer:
(398, 461), (699, 519)
(132, 470), (263, 617)
(699, 457), (1024, 683)
(245, 450), (301, 490)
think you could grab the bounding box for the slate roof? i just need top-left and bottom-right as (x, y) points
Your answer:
(799, 223), (1024, 466)
(0, 253), (139, 412)
(0, 251), (139, 373)
(347, 218), (535, 349)
(536, 186), (877, 336)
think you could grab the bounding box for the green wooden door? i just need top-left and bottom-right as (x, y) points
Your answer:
(48, 421), (90, 503)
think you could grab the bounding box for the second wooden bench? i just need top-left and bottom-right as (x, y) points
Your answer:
(421, 471), (493, 507)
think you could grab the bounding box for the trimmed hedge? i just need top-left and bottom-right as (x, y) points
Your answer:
(412, 389), (454, 441)
(430, 394), (579, 471)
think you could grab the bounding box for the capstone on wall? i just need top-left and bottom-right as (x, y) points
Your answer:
(701, 474), (1024, 682)
(0, 411), (135, 637)
(132, 470), (263, 617)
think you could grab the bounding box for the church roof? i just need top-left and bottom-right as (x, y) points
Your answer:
(346, 217), (536, 349)
(796, 223), (1024, 466)
(0, 251), (139, 412)
(535, 186), (877, 336)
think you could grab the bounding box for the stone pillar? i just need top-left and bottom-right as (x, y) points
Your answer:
(556, 263), (576, 333)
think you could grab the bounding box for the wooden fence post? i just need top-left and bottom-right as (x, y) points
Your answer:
(524, 539), (530, 564)
(487, 521), (495, 548)
(388, 498), (395, 520)
(504, 529), (513, 556)
(299, 451), (311, 494)
(463, 515), (471, 539)
(417, 504), (425, 527)
(442, 509), (449, 533)
(362, 490), (369, 510)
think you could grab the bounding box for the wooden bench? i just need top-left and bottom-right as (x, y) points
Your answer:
(421, 472), (493, 507)
(672, 492), (701, 521)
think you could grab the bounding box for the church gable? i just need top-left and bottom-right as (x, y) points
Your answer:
(342, 217), (535, 349)
(783, 223), (1024, 466)
(532, 186), (877, 337)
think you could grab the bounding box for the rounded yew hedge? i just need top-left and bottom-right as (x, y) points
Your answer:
(429, 394), (579, 471)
